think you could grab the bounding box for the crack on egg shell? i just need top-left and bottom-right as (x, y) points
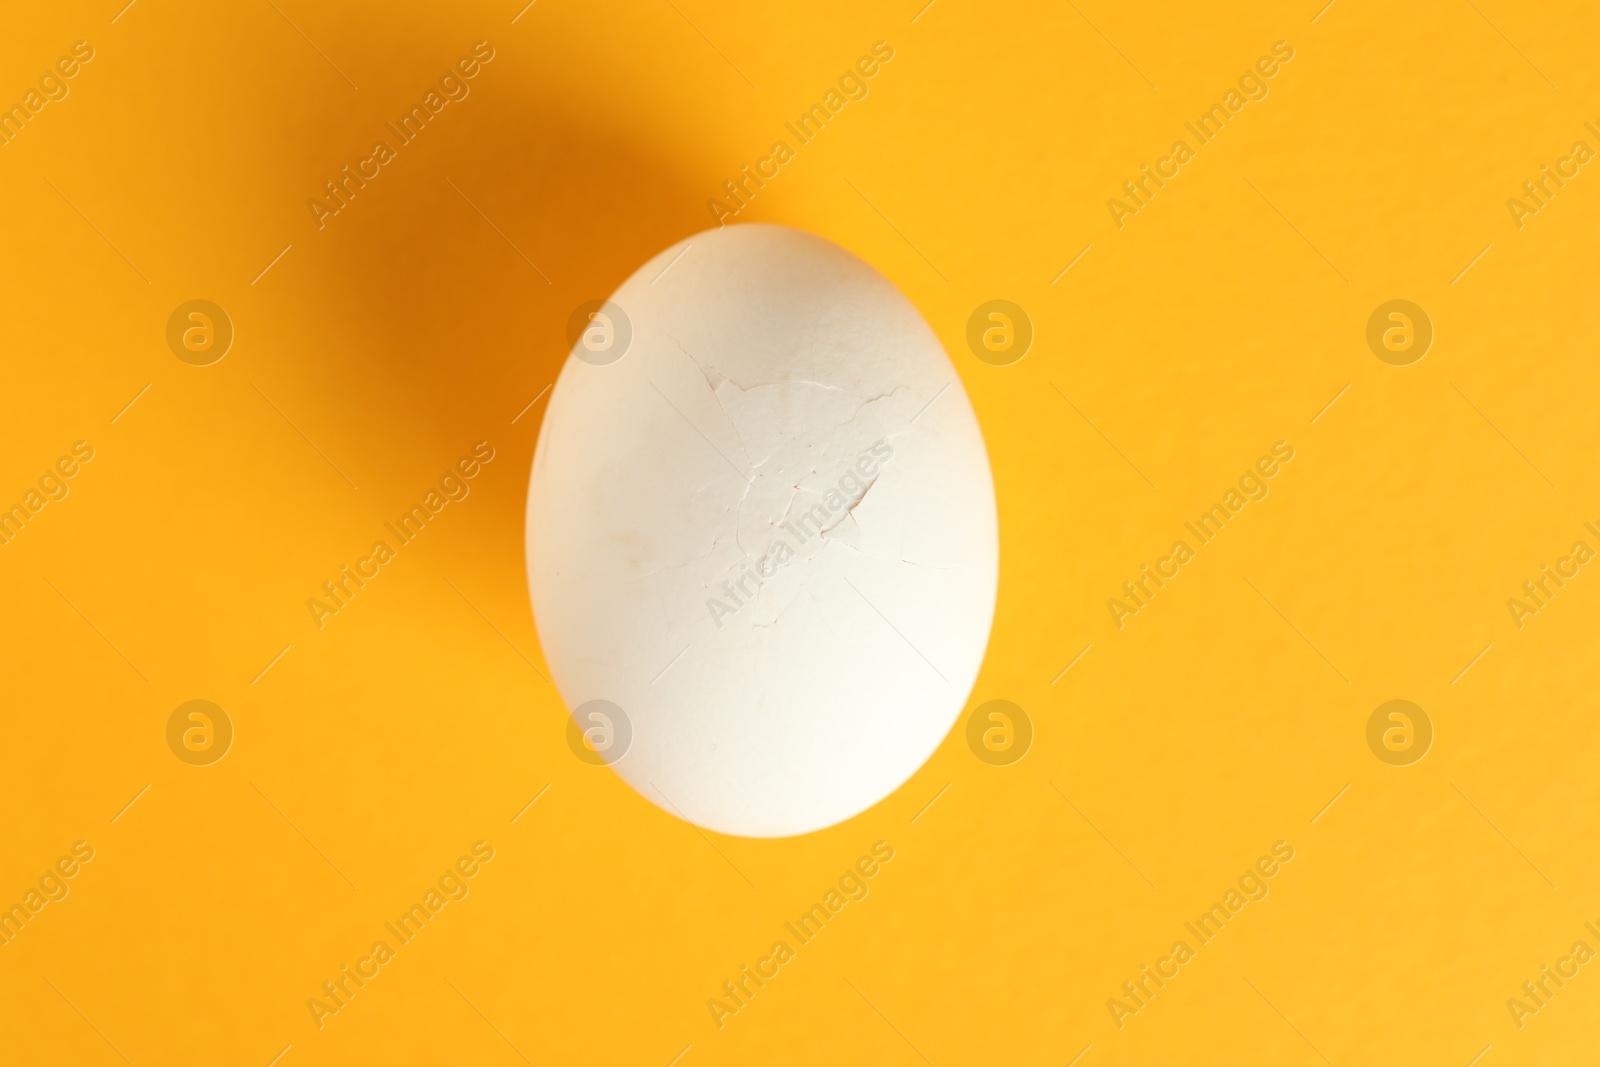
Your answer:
(655, 331), (936, 632)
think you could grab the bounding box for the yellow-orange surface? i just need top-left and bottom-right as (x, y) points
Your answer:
(3, 1), (1598, 1064)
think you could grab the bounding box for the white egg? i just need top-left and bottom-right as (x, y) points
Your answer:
(527, 223), (997, 837)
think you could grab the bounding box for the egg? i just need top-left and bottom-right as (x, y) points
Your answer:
(527, 223), (998, 837)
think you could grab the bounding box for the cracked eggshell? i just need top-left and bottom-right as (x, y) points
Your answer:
(527, 223), (998, 837)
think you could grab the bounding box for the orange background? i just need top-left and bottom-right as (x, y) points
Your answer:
(3, 0), (1600, 1063)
